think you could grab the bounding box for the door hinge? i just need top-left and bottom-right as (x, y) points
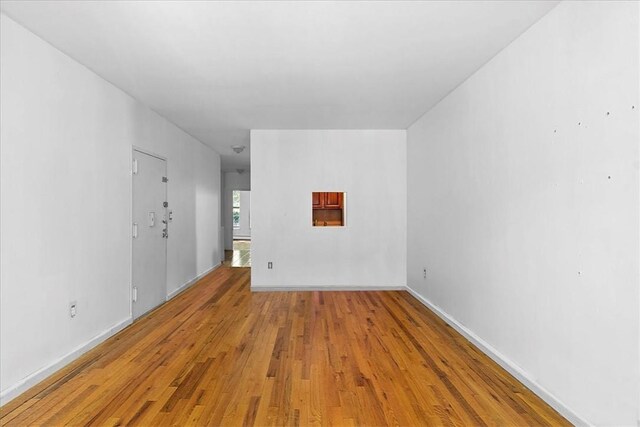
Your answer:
(132, 159), (138, 175)
(162, 176), (168, 183)
(163, 201), (168, 208)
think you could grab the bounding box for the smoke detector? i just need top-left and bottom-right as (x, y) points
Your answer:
(231, 145), (245, 154)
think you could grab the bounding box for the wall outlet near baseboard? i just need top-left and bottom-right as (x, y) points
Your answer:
(69, 301), (77, 318)
(423, 268), (427, 279)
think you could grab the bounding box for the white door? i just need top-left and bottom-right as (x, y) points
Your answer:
(132, 149), (167, 319)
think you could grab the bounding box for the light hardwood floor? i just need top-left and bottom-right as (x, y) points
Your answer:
(227, 240), (251, 267)
(0, 266), (569, 426)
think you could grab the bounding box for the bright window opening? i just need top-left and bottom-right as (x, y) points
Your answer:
(232, 190), (240, 228)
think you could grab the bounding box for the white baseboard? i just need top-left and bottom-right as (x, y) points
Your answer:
(404, 285), (591, 427)
(166, 263), (221, 301)
(0, 316), (132, 406)
(0, 276), (589, 426)
(0, 265), (223, 407)
(251, 285), (406, 292)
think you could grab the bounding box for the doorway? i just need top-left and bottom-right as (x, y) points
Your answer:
(228, 190), (251, 267)
(132, 149), (167, 319)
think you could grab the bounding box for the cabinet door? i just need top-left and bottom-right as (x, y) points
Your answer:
(312, 192), (324, 209)
(324, 192), (342, 208)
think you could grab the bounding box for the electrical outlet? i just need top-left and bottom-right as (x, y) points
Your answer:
(268, 262), (273, 269)
(423, 268), (427, 279)
(69, 301), (77, 318)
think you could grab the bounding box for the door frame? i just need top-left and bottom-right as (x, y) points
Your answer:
(232, 190), (252, 241)
(131, 146), (168, 320)
(225, 185), (250, 251)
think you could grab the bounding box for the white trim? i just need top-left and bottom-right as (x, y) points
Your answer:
(0, 276), (587, 425)
(251, 285), (406, 292)
(166, 263), (221, 301)
(0, 317), (132, 406)
(0, 263), (222, 406)
(404, 285), (591, 427)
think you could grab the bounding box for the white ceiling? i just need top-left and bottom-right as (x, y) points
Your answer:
(0, 1), (558, 171)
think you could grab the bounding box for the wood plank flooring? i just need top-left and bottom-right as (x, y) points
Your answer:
(0, 266), (569, 426)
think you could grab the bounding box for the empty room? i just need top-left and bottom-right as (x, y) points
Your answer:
(0, 1), (638, 426)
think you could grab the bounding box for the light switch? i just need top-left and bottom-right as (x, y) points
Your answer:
(148, 211), (155, 227)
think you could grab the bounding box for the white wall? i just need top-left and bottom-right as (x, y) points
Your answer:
(223, 171), (251, 249)
(407, 2), (639, 425)
(251, 130), (406, 289)
(0, 14), (222, 403)
(637, 3), (640, 422)
(233, 191), (251, 239)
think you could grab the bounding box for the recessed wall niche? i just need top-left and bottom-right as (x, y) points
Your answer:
(312, 192), (345, 226)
